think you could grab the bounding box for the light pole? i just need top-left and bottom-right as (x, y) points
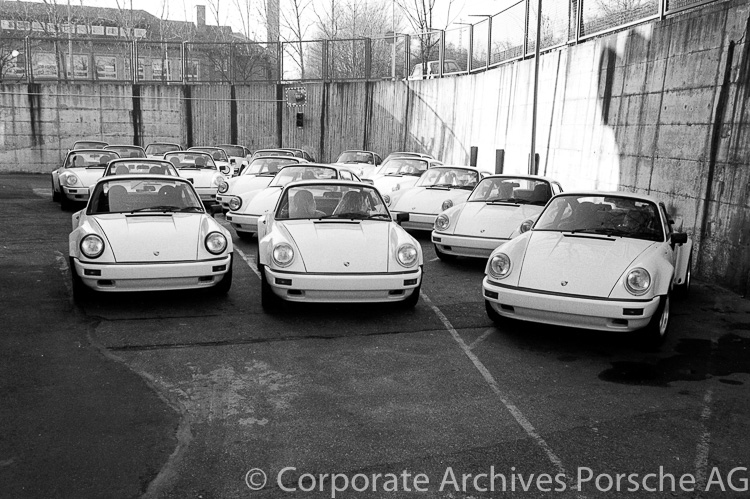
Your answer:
(529, 0), (542, 175)
(67, 0), (73, 80)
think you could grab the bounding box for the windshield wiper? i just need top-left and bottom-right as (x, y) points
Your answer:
(130, 205), (181, 213)
(486, 197), (530, 204)
(177, 206), (204, 212)
(567, 228), (627, 237)
(427, 183), (453, 189)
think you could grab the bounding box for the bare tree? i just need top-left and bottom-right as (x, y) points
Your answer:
(280, 0), (314, 78)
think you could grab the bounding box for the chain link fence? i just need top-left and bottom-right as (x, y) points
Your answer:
(0, 0), (723, 84)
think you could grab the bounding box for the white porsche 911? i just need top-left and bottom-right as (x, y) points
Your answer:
(53, 149), (121, 210)
(216, 155), (308, 210)
(483, 192), (692, 345)
(432, 175), (563, 260)
(256, 180), (422, 308)
(164, 151), (226, 206)
(69, 175), (232, 299)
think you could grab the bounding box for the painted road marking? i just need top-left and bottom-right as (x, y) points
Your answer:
(32, 188), (52, 197)
(694, 388), (714, 491)
(468, 328), (495, 350)
(422, 293), (584, 497)
(236, 247), (261, 279)
(429, 257), (440, 262)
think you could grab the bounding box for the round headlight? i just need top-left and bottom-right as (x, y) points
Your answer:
(228, 196), (242, 211)
(383, 194), (391, 206)
(519, 219), (534, 233)
(61, 172), (80, 187)
(488, 253), (511, 279)
(218, 181), (229, 193)
(442, 199), (453, 211)
(205, 231), (227, 255)
(435, 214), (450, 231)
(624, 268), (651, 295)
(211, 175), (223, 187)
(397, 244), (418, 267)
(80, 234), (104, 259)
(272, 243), (294, 267)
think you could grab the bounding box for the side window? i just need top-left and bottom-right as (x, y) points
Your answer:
(552, 182), (563, 195)
(375, 154), (382, 165)
(340, 171), (352, 180)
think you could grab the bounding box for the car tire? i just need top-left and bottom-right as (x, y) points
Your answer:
(237, 231), (254, 241)
(434, 244), (456, 262)
(675, 251), (692, 298)
(641, 293), (670, 348)
(70, 259), (90, 303)
(260, 264), (280, 311)
(52, 179), (60, 202)
(402, 284), (421, 308)
(213, 256), (233, 295)
(60, 193), (73, 211)
(485, 299), (505, 325)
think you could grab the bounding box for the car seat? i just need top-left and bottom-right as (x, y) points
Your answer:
(107, 185), (129, 212)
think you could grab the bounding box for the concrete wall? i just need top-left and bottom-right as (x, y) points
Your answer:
(0, 0), (748, 294)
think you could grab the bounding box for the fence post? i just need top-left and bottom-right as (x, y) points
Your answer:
(322, 40), (328, 81)
(438, 29), (445, 78)
(487, 16), (492, 70)
(229, 42), (235, 84)
(404, 34), (411, 79)
(181, 41), (187, 84)
(364, 37), (372, 79)
(132, 39), (138, 84)
(575, 0), (582, 43)
(470, 146), (478, 166)
(495, 149), (505, 174)
(524, 0), (530, 56)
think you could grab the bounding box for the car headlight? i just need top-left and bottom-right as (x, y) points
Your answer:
(435, 214), (450, 231)
(218, 181), (229, 193)
(442, 199), (453, 211)
(397, 244), (418, 267)
(488, 253), (511, 279)
(80, 234), (104, 259)
(205, 232), (227, 255)
(391, 184), (400, 192)
(624, 268), (651, 296)
(228, 196), (242, 211)
(60, 172), (81, 187)
(211, 175), (223, 187)
(519, 219), (534, 233)
(384, 194), (391, 206)
(272, 243), (294, 267)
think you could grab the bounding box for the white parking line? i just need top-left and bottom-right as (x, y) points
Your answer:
(421, 293), (583, 496)
(468, 328), (495, 350)
(429, 257), (440, 262)
(694, 388), (714, 491)
(235, 247), (261, 279)
(55, 251), (74, 306)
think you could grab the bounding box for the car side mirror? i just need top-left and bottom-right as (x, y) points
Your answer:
(396, 212), (409, 224)
(671, 232), (687, 245)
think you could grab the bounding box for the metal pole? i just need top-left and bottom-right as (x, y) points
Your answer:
(486, 16), (492, 70)
(67, 0), (72, 81)
(529, 0), (542, 174)
(391, 0), (396, 79)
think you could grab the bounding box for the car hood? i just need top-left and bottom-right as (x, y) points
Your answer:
(392, 187), (470, 214)
(282, 220), (391, 272)
(243, 187), (282, 215)
(374, 175), (420, 194)
(518, 231), (656, 297)
(454, 202), (543, 238)
(95, 213), (204, 262)
(229, 175), (274, 196)
(69, 167), (106, 187)
(177, 169), (219, 188)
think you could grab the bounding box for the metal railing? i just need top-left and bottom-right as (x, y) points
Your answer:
(0, 0), (724, 84)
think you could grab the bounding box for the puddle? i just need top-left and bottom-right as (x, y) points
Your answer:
(599, 334), (750, 386)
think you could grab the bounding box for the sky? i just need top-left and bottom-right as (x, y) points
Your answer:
(59, 0), (513, 35)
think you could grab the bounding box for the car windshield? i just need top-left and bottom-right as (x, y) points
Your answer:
(65, 151), (120, 168)
(469, 178), (552, 206)
(145, 143), (180, 155)
(218, 145), (245, 157)
(253, 150), (294, 159)
(73, 141), (108, 150)
(105, 161), (178, 176)
(276, 184), (390, 221)
(88, 178), (204, 215)
(337, 151), (373, 164)
(106, 146), (145, 158)
(269, 166), (338, 187)
(415, 167), (478, 189)
(378, 158), (428, 176)
(244, 158), (300, 176)
(534, 195), (664, 242)
(164, 152), (217, 170)
(190, 148), (228, 162)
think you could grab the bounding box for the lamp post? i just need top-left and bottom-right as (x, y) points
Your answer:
(67, 0), (72, 81)
(529, 0), (542, 175)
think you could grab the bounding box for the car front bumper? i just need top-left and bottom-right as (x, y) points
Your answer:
(62, 186), (91, 202)
(482, 277), (661, 332)
(225, 212), (260, 234)
(73, 255), (231, 292)
(391, 211), (436, 231)
(432, 232), (508, 259)
(195, 187), (218, 203)
(264, 266), (422, 303)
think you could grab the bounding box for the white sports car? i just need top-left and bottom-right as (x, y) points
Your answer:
(164, 151), (226, 205)
(432, 175), (563, 260)
(257, 180), (422, 308)
(69, 175), (232, 299)
(483, 192), (692, 345)
(367, 156), (443, 206)
(216, 156), (308, 210)
(217, 144), (251, 175)
(53, 149), (121, 210)
(389, 166), (485, 231)
(333, 150), (382, 179)
(188, 146), (233, 176)
(145, 142), (182, 158)
(103, 159), (180, 177)
(226, 164), (361, 239)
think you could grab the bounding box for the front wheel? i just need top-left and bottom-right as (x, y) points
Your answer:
(70, 259), (90, 304)
(641, 293), (670, 348)
(401, 284), (421, 308)
(485, 299), (505, 325)
(60, 193), (73, 211)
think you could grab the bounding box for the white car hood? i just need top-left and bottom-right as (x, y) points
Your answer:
(177, 169), (219, 188)
(95, 214), (203, 262)
(244, 187), (282, 215)
(69, 167), (106, 187)
(374, 175), (420, 194)
(229, 175), (274, 196)
(282, 220), (390, 273)
(518, 232), (655, 297)
(454, 202), (543, 238)
(393, 187), (469, 214)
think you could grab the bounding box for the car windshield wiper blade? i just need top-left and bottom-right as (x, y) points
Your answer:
(427, 183), (453, 189)
(319, 212), (368, 220)
(130, 205), (181, 213)
(487, 197), (529, 204)
(177, 206), (204, 212)
(365, 213), (391, 220)
(567, 228), (626, 237)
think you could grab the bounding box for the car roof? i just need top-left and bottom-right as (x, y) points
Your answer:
(165, 150), (213, 157)
(282, 179), (371, 188)
(551, 190), (662, 204)
(147, 142), (181, 146)
(108, 158), (173, 165)
(251, 155), (304, 161)
(480, 174), (560, 183)
(429, 165), (480, 171)
(67, 148), (115, 154)
(93, 173), (193, 185)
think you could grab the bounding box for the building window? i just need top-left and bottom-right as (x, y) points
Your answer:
(124, 57), (145, 80)
(186, 60), (199, 82)
(95, 55), (116, 79)
(33, 52), (58, 78)
(67, 54), (89, 78)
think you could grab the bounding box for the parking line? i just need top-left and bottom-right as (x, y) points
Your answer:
(428, 257), (440, 262)
(468, 328), (495, 350)
(235, 247), (261, 279)
(421, 293), (583, 496)
(694, 388), (714, 491)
